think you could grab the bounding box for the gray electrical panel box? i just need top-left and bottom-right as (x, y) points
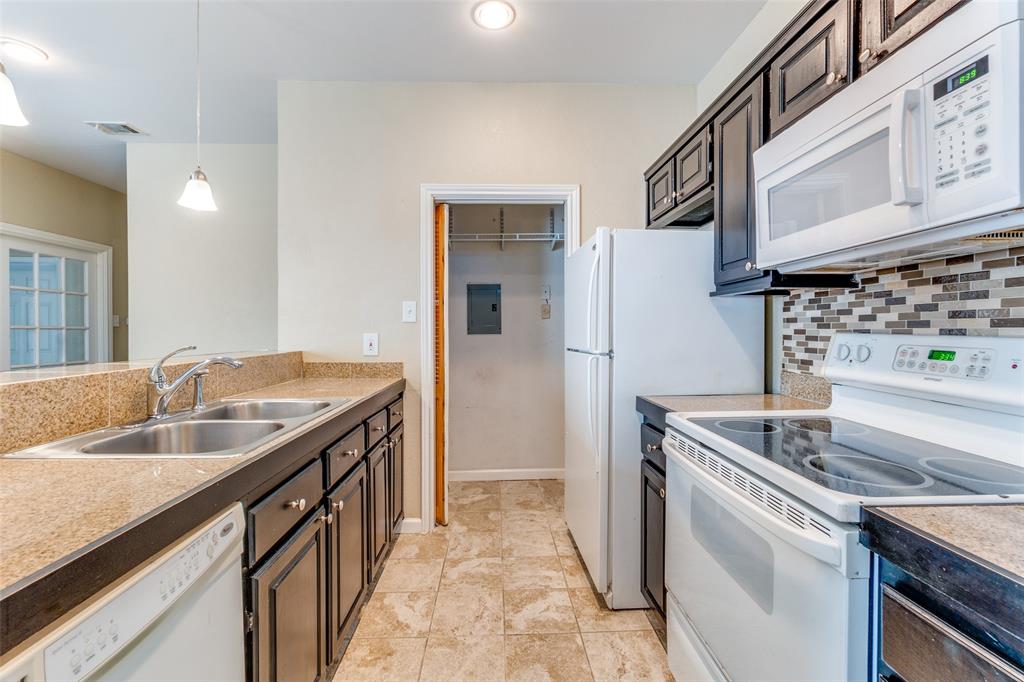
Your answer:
(467, 283), (501, 334)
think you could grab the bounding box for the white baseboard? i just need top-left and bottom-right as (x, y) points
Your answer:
(448, 468), (564, 482)
(399, 517), (424, 534)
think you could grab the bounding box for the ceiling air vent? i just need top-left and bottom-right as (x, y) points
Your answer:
(967, 230), (1024, 241)
(84, 121), (147, 136)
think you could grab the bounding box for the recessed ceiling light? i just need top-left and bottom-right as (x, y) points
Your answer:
(472, 1), (516, 30)
(0, 37), (49, 64)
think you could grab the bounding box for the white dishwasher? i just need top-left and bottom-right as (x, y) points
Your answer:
(1, 504), (246, 682)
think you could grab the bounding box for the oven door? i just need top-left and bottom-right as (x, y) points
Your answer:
(753, 77), (927, 271)
(664, 435), (869, 682)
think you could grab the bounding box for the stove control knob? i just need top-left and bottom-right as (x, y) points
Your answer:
(835, 343), (852, 361)
(855, 345), (872, 362)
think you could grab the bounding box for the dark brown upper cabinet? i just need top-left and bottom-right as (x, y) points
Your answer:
(647, 160), (676, 223)
(714, 78), (764, 286)
(769, 0), (850, 136)
(675, 126), (712, 203)
(858, 0), (965, 73)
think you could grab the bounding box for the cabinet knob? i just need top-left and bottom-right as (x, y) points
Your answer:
(320, 512), (334, 525)
(333, 499), (345, 512)
(286, 498), (307, 512)
(646, 443), (661, 453)
(343, 448), (359, 457)
(825, 71), (838, 85)
(393, 411), (402, 417)
(659, 488), (666, 499)
(373, 425), (386, 433)
(671, 190), (678, 199)
(858, 48), (873, 64)
(745, 261), (755, 271)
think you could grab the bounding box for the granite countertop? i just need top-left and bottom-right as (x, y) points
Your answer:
(640, 393), (824, 414)
(0, 377), (402, 595)
(870, 504), (1024, 580)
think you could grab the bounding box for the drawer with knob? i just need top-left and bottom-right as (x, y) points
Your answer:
(247, 458), (324, 565)
(326, 424), (366, 488)
(640, 423), (666, 472)
(387, 398), (404, 431)
(366, 409), (389, 450)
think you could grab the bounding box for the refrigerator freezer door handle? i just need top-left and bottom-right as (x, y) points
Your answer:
(585, 254), (600, 352)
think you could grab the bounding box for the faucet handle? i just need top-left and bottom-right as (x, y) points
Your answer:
(148, 345), (197, 384)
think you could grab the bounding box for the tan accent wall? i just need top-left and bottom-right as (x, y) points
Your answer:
(0, 149), (129, 360)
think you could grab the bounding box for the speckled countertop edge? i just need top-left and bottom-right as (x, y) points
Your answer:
(639, 393), (826, 414)
(868, 504), (1024, 581)
(0, 377), (403, 595)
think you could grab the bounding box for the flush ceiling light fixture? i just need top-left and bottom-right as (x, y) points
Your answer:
(0, 37), (49, 63)
(0, 62), (28, 126)
(472, 0), (516, 30)
(178, 0), (217, 211)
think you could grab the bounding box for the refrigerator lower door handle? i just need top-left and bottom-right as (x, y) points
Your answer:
(587, 355), (599, 462)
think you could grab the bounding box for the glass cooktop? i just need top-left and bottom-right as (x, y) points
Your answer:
(689, 415), (1024, 498)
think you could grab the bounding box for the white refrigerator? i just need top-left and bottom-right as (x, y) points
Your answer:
(564, 227), (764, 609)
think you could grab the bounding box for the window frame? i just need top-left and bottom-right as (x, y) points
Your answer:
(1, 223), (112, 371)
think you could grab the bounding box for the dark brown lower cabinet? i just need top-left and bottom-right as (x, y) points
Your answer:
(327, 463), (368, 663)
(251, 511), (328, 682)
(641, 460), (666, 617)
(388, 426), (405, 534)
(368, 440), (390, 581)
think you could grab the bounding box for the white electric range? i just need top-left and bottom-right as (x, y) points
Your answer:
(661, 331), (1024, 682)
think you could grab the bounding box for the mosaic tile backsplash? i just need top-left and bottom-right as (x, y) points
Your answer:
(781, 246), (1024, 377)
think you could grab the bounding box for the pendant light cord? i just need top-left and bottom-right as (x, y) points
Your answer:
(195, 0), (202, 168)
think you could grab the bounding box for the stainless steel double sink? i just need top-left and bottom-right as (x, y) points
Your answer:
(6, 399), (350, 459)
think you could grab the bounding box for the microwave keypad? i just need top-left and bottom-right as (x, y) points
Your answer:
(893, 345), (994, 380)
(932, 61), (992, 190)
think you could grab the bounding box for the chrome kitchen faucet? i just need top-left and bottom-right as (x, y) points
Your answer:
(146, 346), (243, 419)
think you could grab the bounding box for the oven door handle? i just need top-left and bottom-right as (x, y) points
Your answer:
(889, 88), (924, 206)
(664, 439), (844, 568)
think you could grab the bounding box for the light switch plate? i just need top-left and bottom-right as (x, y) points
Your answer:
(362, 333), (379, 356)
(402, 301), (417, 323)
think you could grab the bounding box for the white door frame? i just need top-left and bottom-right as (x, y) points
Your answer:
(417, 184), (581, 533)
(0, 222), (113, 369)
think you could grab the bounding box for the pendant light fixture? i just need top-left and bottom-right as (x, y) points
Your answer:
(178, 0), (217, 211)
(0, 62), (28, 127)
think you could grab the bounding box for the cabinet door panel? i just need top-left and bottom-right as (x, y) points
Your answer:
(714, 79), (763, 285)
(859, 0), (964, 72)
(769, 1), (850, 135)
(647, 161), (676, 223)
(675, 127), (712, 202)
(252, 513), (327, 682)
(327, 463), (368, 663)
(389, 426), (405, 533)
(641, 461), (666, 616)
(368, 442), (390, 581)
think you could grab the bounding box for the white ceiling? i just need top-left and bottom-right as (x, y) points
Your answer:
(0, 0), (766, 192)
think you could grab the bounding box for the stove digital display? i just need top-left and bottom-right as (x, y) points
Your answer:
(928, 349), (957, 362)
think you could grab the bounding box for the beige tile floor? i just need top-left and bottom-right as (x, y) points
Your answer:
(334, 479), (673, 682)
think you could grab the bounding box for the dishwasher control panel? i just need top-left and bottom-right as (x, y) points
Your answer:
(41, 508), (241, 681)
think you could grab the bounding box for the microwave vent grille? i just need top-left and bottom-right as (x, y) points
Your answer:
(669, 432), (832, 539)
(967, 229), (1024, 241)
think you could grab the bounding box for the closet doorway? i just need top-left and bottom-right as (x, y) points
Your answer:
(419, 185), (580, 529)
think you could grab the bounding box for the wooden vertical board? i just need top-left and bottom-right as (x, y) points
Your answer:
(433, 203), (448, 526)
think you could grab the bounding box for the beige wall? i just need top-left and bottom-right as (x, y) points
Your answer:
(0, 149), (128, 360)
(448, 205), (565, 478)
(126, 144), (278, 359)
(278, 81), (696, 522)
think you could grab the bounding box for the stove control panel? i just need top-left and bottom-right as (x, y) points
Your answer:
(893, 344), (994, 380)
(824, 332), (1024, 416)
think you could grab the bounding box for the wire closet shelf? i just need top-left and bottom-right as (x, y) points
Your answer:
(447, 206), (564, 250)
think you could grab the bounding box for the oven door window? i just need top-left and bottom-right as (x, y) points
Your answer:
(691, 486), (774, 614)
(768, 130), (891, 240)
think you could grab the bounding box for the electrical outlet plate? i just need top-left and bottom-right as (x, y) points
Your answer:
(402, 301), (417, 323)
(362, 333), (379, 356)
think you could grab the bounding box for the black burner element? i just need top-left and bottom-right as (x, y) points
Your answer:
(715, 420), (781, 434)
(803, 455), (931, 489)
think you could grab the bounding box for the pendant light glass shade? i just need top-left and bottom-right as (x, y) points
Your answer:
(0, 63), (28, 127)
(177, 168), (217, 211)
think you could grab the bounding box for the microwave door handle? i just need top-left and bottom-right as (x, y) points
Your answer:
(889, 89), (924, 206)
(664, 439), (844, 568)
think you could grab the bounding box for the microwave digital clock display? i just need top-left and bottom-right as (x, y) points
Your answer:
(933, 55), (989, 100)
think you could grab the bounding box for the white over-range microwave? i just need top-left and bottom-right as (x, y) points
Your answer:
(753, 1), (1024, 274)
